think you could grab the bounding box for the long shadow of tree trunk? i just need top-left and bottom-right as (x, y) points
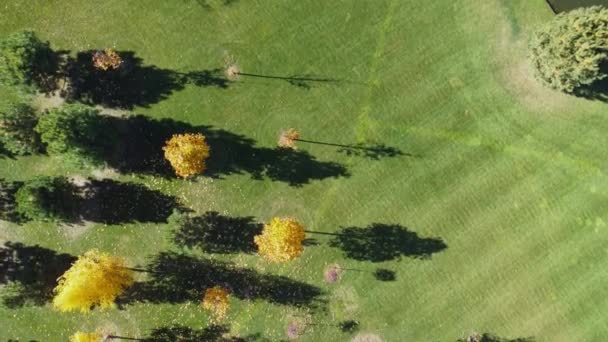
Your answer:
(294, 138), (412, 160)
(236, 72), (340, 89)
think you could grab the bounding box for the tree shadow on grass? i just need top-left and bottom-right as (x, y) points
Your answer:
(0, 241), (75, 308)
(186, 0), (239, 10)
(63, 50), (229, 109)
(457, 333), (535, 342)
(322, 223), (447, 262)
(0, 178), (24, 223)
(17, 177), (180, 225)
(172, 211), (262, 254)
(571, 62), (608, 102)
(77, 179), (181, 224)
(140, 324), (264, 342)
(119, 252), (324, 308)
(237, 72), (341, 90)
(77, 115), (349, 185)
(0, 144), (16, 159)
(294, 138), (410, 160)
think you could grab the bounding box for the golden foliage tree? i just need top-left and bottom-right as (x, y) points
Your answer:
(163, 133), (210, 178)
(277, 128), (301, 149)
(69, 331), (103, 342)
(254, 217), (306, 262)
(92, 48), (123, 70)
(201, 286), (230, 321)
(53, 249), (134, 313)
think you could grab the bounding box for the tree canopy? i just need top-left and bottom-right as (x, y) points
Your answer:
(530, 6), (608, 94)
(53, 249), (134, 313)
(34, 104), (101, 164)
(0, 30), (54, 91)
(14, 176), (77, 221)
(163, 133), (210, 178)
(201, 286), (230, 321)
(0, 97), (39, 155)
(254, 217), (306, 262)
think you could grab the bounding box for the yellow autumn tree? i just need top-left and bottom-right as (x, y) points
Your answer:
(163, 133), (210, 178)
(254, 217), (306, 262)
(201, 286), (230, 321)
(53, 249), (134, 313)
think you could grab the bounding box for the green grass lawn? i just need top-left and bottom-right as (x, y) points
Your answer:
(1, 0), (608, 341)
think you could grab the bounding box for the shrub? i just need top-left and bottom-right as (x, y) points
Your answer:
(14, 176), (77, 221)
(0, 30), (54, 91)
(530, 6), (608, 93)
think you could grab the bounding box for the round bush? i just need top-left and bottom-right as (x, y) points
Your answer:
(530, 6), (608, 94)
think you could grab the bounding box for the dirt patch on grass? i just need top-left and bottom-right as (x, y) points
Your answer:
(352, 333), (383, 342)
(91, 167), (120, 179)
(32, 91), (65, 112)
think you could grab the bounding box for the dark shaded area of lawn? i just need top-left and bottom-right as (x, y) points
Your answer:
(172, 211), (262, 254)
(0, 242), (75, 308)
(119, 252), (324, 308)
(0, 178), (24, 223)
(69, 114), (349, 186)
(12, 178), (181, 225)
(140, 324), (265, 342)
(63, 50), (228, 109)
(309, 223), (447, 262)
(546, 0), (608, 13)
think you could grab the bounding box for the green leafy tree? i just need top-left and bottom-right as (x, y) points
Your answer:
(530, 6), (608, 94)
(0, 98), (39, 155)
(14, 176), (78, 221)
(35, 104), (101, 164)
(0, 30), (54, 91)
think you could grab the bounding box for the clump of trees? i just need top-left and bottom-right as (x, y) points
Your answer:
(530, 6), (608, 94)
(14, 176), (77, 221)
(0, 30), (54, 91)
(163, 133), (210, 178)
(52, 249), (134, 313)
(254, 217), (306, 262)
(0, 98), (39, 155)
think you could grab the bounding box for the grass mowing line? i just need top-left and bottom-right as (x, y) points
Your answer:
(403, 125), (603, 178)
(355, 0), (398, 142)
(310, 0), (398, 230)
